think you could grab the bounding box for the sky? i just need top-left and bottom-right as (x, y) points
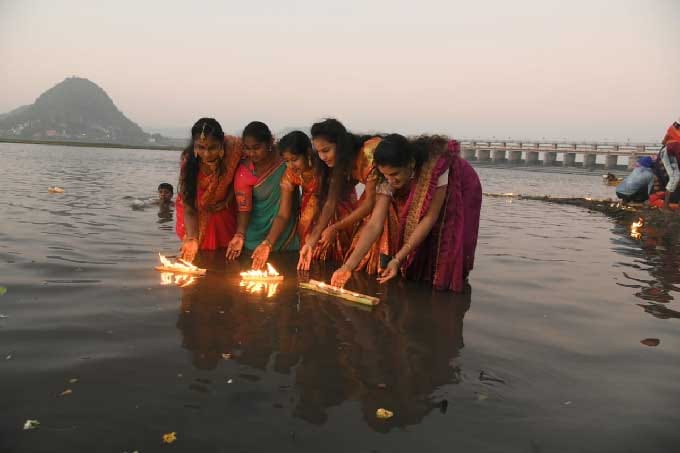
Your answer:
(1, 0), (678, 141)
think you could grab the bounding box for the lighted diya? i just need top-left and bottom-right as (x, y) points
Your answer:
(155, 253), (206, 276)
(239, 263), (283, 282)
(299, 279), (380, 306)
(239, 263), (282, 298)
(630, 217), (643, 240)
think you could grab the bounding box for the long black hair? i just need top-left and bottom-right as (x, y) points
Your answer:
(179, 117), (225, 210)
(374, 134), (448, 178)
(242, 121), (273, 144)
(310, 118), (370, 205)
(277, 130), (312, 158)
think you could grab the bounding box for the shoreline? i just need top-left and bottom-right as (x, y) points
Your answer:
(0, 137), (183, 151)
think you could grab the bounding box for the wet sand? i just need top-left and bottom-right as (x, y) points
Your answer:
(1, 143), (679, 452)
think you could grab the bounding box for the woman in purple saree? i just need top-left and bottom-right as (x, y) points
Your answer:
(331, 134), (482, 292)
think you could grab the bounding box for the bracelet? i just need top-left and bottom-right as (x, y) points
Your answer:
(184, 236), (198, 241)
(234, 232), (245, 239)
(261, 239), (272, 248)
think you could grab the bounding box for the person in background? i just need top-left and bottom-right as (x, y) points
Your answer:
(615, 156), (655, 203)
(331, 134), (482, 292)
(158, 183), (174, 205)
(659, 117), (680, 210)
(251, 131), (318, 270)
(176, 118), (242, 262)
(228, 121), (299, 261)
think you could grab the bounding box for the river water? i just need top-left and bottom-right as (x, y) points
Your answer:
(0, 143), (678, 452)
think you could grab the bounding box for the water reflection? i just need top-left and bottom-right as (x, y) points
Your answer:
(175, 253), (471, 431)
(615, 216), (680, 319)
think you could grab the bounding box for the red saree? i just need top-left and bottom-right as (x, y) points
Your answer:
(175, 136), (243, 250)
(391, 140), (482, 292)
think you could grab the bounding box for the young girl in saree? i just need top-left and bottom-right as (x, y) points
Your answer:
(227, 122), (299, 260)
(176, 118), (243, 262)
(330, 134), (482, 292)
(297, 119), (389, 272)
(250, 131), (319, 269)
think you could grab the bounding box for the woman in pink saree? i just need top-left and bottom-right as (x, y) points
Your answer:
(331, 134), (482, 292)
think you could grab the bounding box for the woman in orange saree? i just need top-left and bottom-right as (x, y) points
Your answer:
(331, 134), (482, 292)
(175, 118), (243, 262)
(250, 131), (322, 269)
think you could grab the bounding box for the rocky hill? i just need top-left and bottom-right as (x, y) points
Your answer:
(0, 77), (151, 145)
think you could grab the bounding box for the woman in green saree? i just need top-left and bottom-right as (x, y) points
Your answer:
(227, 121), (299, 260)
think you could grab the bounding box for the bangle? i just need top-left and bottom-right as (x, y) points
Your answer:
(234, 232), (245, 239)
(261, 239), (272, 248)
(184, 236), (197, 241)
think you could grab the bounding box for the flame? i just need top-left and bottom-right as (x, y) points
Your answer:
(155, 253), (206, 276)
(239, 263), (282, 298)
(630, 217), (644, 240)
(239, 262), (283, 280)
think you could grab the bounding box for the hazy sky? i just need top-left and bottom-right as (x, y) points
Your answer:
(1, 0), (678, 141)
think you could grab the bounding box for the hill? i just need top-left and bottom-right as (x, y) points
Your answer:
(0, 77), (150, 145)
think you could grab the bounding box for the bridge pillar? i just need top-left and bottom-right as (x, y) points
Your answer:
(583, 154), (597, 169)
(509, 151), (522, 164)
(526, 151), (539, 165)
(463, 148), (477, 161)
(478, 149), (491, 161)
(605, 155), (618, 170)
(564, 153), (576, 167)
(544, 151), (557, 166)
(492, 150), (506, 162)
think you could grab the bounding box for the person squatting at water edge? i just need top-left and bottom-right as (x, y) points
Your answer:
(250, 131), (319, 270)
(176, 118), (243, 262)
(297, 118), (388, 273)
(330, 134), (482, 292)
(615, 156), (655, 203)
(659, 117), (680, 210)
(227, 121), (300, 261)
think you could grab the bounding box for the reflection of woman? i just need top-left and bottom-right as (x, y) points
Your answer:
(298, 119), (388, 271)
(228, 122), (299, 260)
(332, 134), (482, 292)
(176, 118), (242, 262)
(251, 131), (319, 269)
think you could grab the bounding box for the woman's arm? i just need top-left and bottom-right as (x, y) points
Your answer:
(251, 186), (294, 269)
(332, 193), (390, 282)
(320, 178), (377, 244)
(179, 203), (199, 262)
(378, 186), (447, 283)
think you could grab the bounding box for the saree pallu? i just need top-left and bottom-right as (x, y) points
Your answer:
(175, 136), (242, 249)
(281, 167), (319, 245)
(397, 140), (482, 292)
(236, 161), (300, 251)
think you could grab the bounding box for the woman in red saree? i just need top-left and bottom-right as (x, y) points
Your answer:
(331, 134), (482, 292)
(176, 118), (243, 262)
(297, 118), (389, 271)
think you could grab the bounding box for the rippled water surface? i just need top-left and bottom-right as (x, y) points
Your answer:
(1, 143), (679, 452)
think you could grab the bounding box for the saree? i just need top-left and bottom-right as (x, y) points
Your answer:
(384, 140), (482, 292)
(235, 159), (300, 251)
(344, 137), (400, 274)
(175, 136), (243, 249)
(280, 167), (319, 244)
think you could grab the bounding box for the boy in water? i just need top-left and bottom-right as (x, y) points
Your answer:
(158, 183), (174, 205)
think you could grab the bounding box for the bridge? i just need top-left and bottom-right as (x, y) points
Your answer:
(460, 140), (661, 169)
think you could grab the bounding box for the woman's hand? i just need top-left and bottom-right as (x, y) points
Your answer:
(251, 241), (272, 270)
(180, 237), (199, 263)
(226, 234), (244, 260)
(331, 266), (352, 288)
(319, 224), (338, 246)
(377, 259), (400, 284)
(297, 243), (314, 270)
